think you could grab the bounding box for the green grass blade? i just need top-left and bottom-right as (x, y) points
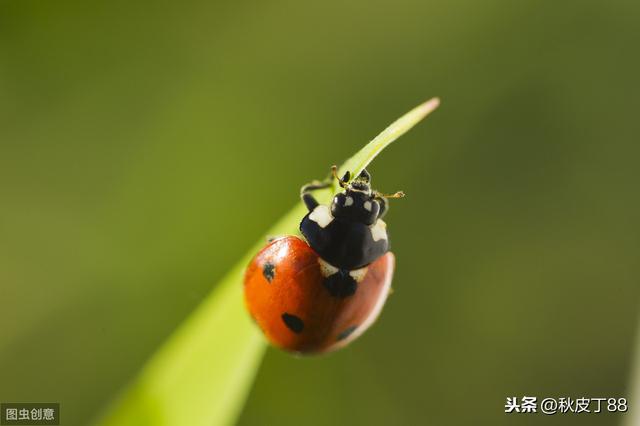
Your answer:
(336, 97), (440, 188)
(96, 98), (440, 426)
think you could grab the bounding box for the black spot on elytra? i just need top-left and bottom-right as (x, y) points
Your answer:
(323, 270), (357, 298)
(282, 313), (304, 333)
(337, 325), (358, 341)
(262, 262), (275, 282)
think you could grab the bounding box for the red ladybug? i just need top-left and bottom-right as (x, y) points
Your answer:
(244, 166), (404, 354)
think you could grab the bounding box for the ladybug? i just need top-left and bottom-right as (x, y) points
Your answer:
(244, 166), (404, 354)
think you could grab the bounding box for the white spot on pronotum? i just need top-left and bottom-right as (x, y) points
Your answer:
(309, 205), (333, 228)
(344, 196), (354, 206)
(370, 219), (388, 241)
(363, 201), (372, 211)
(349, 267), (368, 282)
(318, 258), (339, 277)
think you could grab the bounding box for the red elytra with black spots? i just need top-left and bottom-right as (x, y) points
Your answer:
(244, 236), (395, 353)
(243, 168), (401, 354)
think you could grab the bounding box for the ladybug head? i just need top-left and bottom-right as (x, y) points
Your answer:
(330, 168), (403, 225)
(346, 169), (372, 193)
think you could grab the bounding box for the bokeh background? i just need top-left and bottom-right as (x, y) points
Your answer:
(1, 1), (639, 425)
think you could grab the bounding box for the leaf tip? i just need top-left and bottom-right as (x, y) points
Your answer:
(418, 97), (440, 117)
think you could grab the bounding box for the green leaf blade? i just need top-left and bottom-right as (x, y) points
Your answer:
(336, 97), (440, 187)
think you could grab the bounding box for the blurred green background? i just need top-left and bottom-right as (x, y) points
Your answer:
(1, 0), (639, 425)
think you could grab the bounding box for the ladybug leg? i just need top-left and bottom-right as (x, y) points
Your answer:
(357, 168), (371, 183)
(375, 195), (389, 219)
(300, 165), (351, 211)
(300, 180), (331, 211)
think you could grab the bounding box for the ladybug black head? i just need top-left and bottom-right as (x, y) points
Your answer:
(347, 169), (371, 193)
(331, 169), (380, 225)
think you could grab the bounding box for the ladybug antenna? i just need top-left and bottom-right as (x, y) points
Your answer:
(331, 165), (350, 189)
(376, 190), (405, 199)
